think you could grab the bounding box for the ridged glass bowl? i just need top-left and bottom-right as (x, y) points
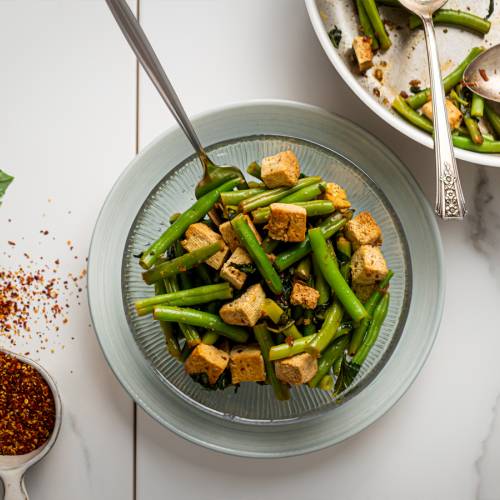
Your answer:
(122, 135), (410, 423)
(88, 101), (443, 456)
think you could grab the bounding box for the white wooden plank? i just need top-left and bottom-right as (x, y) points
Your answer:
(0, 1), (137, 499)
(136, 1), (500, 499)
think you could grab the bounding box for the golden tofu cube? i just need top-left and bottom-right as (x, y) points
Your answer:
(261, 150), (300, 188)
(266, 203), (307, 242)
(229, 345), (266, 384)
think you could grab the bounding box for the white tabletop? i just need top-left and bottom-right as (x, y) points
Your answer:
(2, 1), (500, 499)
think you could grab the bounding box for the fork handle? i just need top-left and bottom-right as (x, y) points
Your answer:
(421, 15), (466, 220)
(105, 0), (208, 163)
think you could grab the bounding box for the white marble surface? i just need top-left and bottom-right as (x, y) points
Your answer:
(2, 1), (500, 499)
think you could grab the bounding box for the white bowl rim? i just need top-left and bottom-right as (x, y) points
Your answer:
(304, 0), (500, 168)
(88, 98), (445, 457)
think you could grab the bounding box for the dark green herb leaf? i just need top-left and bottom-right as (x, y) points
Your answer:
(328, 26), (342, 48)
(229, 262), (257, 274)
(333, 355), (360, 397)
(190, 369), (233, 391)
(0, 170), (14, 204)
(409, 86), (421, 94)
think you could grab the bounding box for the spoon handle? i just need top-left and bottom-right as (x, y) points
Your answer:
(105, 0), (208, 161)
(1, 471), (29, 500)
(420, 16), (466, 220)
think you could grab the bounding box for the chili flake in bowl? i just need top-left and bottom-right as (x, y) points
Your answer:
(0, 351), (56, 455)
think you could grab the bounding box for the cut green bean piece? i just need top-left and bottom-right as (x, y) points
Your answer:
(464, 115), (484, 145)
(231, 214), (283, 294)
(246, 161), (261, 179)
(471, 93), (485, 118)
(356, 0), (379, 49)
(485, 103), (500, 138)
(154, 280), (182, 360)
(269, 335), (315, 361)
(240, 177), (321, 212)
(154, 306), (249, 343)
(362, 0), (391, 50)
(309, 228), (367, 322)
(220, 188), (266, 206)
(142, 242), (223, 285)
(306, 301), (344, 357)
(254, 324), (290, 401)
(408, 10), (491, 35)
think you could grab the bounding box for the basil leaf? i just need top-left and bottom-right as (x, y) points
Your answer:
(0, 170), (14, 203)
(328, 26), (342, 49)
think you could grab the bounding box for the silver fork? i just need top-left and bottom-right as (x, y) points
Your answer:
(397, 0), (466, 220)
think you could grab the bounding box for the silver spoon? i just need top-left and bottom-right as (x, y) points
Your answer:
(0, 349), (62, 500)
(463, 44), (500, 103)
(105, 0), (245, 200)
(397, 0), (466, 219)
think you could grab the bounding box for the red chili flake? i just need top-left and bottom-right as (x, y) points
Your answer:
(40, 230), (49, 236)
(7, 241), (16, 246)
(479, 69), (489, 81)
(285, 336), (294, 347)
(0, 351), (56, 455)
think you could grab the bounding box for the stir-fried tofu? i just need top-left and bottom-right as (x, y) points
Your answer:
(421, 99), (463, 130)
(345, 211), (382, 249)
(353, 283), (377, 303)
(351, 245), (388, 285)
(181, 223), (229, 270)
(323, 182), (351, 210)
(290, 282), (320, 310)
(261, 150), (300, 188)
(229, 345), (266, 384)
(219, 283), (266, 327)
(353, 36), (373, 73)
(220, 247), (253, 290)
(184, 344), (229, 385)
(275, 353), (318, 385)
(266, 203), (307, 242)
(219, 216), (262, 251)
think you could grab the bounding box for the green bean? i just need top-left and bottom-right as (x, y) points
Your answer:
(406, 47), (484, 109)
(471, 94), (485, 118)
(362, 0), (391, 50)
(333, 356), (342, 377)
(485, 103), (500, 138)
(336, 236), (352, 260)
(140, 177), (241, 269)
(154, 280), (182, 360)
(392, 95), (434, 133)
(279, 182), (326, 203)
(201, 331), (220, 345)
(269, 335), (315, 361)
(295, 257), (312, 281)
(246, 161), (261, 179)
(231, 214), (283, 294)
(154, 306), (249, 343)
(464, 115), (484, 145)
(319, 374), (334, 391)
(356, 0), (379, 49)
(313, 258), (330, 305)
(408, 10), (491, 35)
(306, 301), (344, 357)
(240, 177), (321, 212)
(261, 236), (279, 254)
(261, 299), (303, 339)
(309, 335), (350, 388)
(135, 283), (233, 315)
(452, 135), (500, 153)
(142, 242), (223, 285)
(353, 293), (390, 365)
(309, 228), (367, 322)
(349, 270), (393, 355)
(302, 309), (316, 336)
(252, 200), (335, 224)
(220, 188), (266, 206)
(253, 324), (290, 401)
(274, 215), (347, 271)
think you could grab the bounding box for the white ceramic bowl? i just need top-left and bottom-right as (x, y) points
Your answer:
(305, 0), (500, 167)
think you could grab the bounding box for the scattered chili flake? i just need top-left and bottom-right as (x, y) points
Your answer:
(479, 69), (489, 82)
(285, 336), (294, 347)
(7, 241), (16, 246)
(400, 90), (409, 99)
(374, 69), (383, 82)
(0, 351), (56, 455)
(373, 88), (381, 98)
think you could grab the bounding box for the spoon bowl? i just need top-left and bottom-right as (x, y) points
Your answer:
(464, 44), (500, 103)
(397, 0), (447, 16)
(0, 350), (62, 500)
